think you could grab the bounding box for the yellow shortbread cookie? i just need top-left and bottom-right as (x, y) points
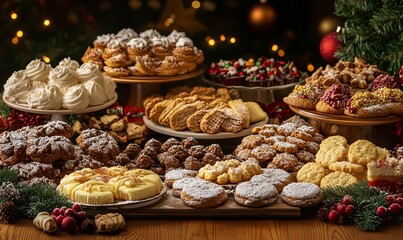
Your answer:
(320, 171), (358, 188)
(315, 144), (348, 168)
(296, 162), (328, 186)
(328, 161), (364, 174)
(319, 135), (347, 149)
(352, 172), (367, 181)
(347, 139), (377, 167)
(376, 147), (389, 161)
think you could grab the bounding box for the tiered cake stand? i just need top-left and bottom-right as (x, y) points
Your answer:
(2, 95), (117, 122)
(289, 106), (402, 148)
(108, 68), (204, 106)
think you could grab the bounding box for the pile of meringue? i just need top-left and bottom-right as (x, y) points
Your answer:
(3, 58), (117, 110)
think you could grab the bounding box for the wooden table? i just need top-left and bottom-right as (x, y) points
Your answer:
(1, 214), (402, 240)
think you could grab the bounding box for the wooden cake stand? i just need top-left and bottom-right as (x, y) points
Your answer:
(3, 95), (117, 122)
(289, 106), (402, 148)
(106, 68), (204, 106)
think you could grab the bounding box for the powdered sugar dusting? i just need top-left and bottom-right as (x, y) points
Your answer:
(282, 182), (321, 199)
(182, 180), (225, 200)
(235, 181), (277, 199)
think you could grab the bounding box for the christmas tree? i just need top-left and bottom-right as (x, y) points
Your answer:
(334, 0), (403, 74)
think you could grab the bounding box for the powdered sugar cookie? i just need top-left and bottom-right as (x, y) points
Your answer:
(164, 169), (198, 188)
(328, 161), (364, 174)
(286, 136), (307, 149)
(241, 135), (264, 149)
(172, 177), (202, 197)
(250, 144), (277, 162)
(296, 125), (317, 135)
(304, 141), (320, 155)
(234, 181), (278, 207)
(296, 150), (315, 163)
(347, 139), (377, 167)
(180, 180), (228, 208)
(296, 162), (327, 186)
(277, 123), (297, 136)
(264, 135), (286, 145)
(271, 153), (298, 172)
(291, 130), (314, 142)
(281, 182), (323, 207)
(320, 171), (358, 188)
(273, 141), (298, 154)
(253, 168), (292, 192)
(258, 128), (278, 137)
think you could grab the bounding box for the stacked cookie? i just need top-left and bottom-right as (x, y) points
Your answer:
(296, 135), (390, 188)
(235, 121), (323, 173)
(284, 58), (403, 117)
(144, 86), (267, 134)
(82, 28), (204, 77)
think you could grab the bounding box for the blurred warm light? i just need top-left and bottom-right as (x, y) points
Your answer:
(42, 56), (50, 63)
(249, 3), (276, 30)
(278, 49), (285, 57)
(11, 37), (19, 44)
(192, 0), (201, 9)
(10, 12), (17, 20)
(307, 64), (315, 72)
(318, 16), (341, 35)
(271, 44), (278, 51)
(16, 30), (23, 37)
(43, 19), (51, 26)
(220, 35), (226, 42)
(205, 36), (212, 42)
(230, 37), (236, 44)
(208, 39), (216, 46)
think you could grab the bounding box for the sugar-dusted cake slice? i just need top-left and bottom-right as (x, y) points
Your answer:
(367, 158), (399, 193)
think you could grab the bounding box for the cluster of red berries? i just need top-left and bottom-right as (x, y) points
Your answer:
(317, 195), (355, 223)
(51, 204), (94, 233)
(376, 194), (403, 222)
(7, 109), (48, 130)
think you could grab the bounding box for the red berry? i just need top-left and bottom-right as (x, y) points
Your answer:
(396, 197), (403, 206)
(330, 206), (336, 211)
(51, 208), (60, 216)
(376, 206), (388, 217)
(389, 203), (401, 214)
(55, 215), (64, 227)
(61, 216), (77, 232)
(345, 205), (355, 215)
(59, 206), (67, 216)
(328, 210), (340, 223)
(75, 211), (87, 224)
(342, 195), (352, 205)
(336, 204), (347, 215)
(71, 203), (81, 213)
(64, 209), (76, 218)
(386, 195), (396, 205)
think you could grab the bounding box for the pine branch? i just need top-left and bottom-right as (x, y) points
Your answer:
(0, 168), (18, 184)
(353, 208), (383, 231)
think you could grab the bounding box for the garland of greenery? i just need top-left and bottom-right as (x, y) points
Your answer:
(0, 168), (71, 219)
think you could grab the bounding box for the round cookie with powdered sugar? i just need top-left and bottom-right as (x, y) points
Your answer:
(180, 180), (228, 208)
(281, 182), (323, 207)
(234, 181), (278, 207)
(164, 168), (198, 188)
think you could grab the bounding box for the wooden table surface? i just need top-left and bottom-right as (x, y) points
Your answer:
(1, 213), (402, 240)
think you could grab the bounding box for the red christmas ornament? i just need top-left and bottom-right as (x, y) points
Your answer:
(319, 31), (341, 64)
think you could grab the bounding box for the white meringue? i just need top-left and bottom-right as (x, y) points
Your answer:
(103, 76), (117, 100)
(63, 85), (90, 110)
(24, 59), (51, 83)
(27, 85), (63, 110)
(48, 65), (78, 93)
(83, 80), (108, 106)
(3, 70), (31, 104)
(58, 57), (80, 71)
(76, 63), (104, 84)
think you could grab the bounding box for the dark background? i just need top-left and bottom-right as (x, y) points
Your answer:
(0, 0), (339, 86)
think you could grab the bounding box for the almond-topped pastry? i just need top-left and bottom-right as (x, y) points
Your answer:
(372, 87), (403, 116)
(155, 56), (180, 76)
(134, 55), (159, 75)
(316, 83), (352, 114)
(344, 91), (389, 117)
(283, 84), (326, 109)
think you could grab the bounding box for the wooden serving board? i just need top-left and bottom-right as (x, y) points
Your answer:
(84, 189), (300, 218)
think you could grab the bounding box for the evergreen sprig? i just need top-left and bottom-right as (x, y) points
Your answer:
(334, 0), (403, 74)
(0, 168), (18, 184)
(0, 169), (71, 219)
(323, 180), (389, 231)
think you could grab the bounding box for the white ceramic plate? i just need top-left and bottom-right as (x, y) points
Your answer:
(143, 116), (268, 139)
